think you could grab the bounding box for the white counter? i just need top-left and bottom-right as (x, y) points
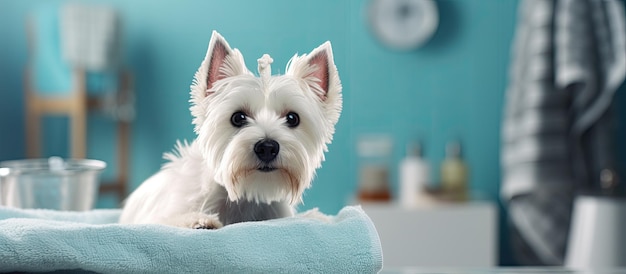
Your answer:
(361, 201), (498, 268)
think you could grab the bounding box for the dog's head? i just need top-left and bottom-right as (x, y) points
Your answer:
(190, 31), (342, 205)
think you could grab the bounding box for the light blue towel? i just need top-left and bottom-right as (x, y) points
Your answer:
(0, 206), (382, 273)
(31, 3), (73, 94)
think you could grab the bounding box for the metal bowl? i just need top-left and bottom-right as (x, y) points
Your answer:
(0, 157), (106, 211)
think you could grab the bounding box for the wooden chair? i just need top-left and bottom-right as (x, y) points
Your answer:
(24, 4), (132, 201)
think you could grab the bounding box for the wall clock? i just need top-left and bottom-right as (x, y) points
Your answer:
(368, 0), (439, 50)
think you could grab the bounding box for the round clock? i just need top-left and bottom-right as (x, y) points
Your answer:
(368, 0), (439, 50)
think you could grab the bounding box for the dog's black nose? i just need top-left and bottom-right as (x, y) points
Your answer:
(254, 139), (280, 163)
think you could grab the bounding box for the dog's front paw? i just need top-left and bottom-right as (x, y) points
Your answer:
(173, 212), (224, 229)
(191, 215), (224, 230)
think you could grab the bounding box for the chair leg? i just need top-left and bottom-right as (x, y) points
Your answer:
(117, 121), (130, 198)
(98, 120), (130, 201)
(70, 105), (86, 159)
(24, 69), (41, 159)
(70, 69), (87, 159)
(25, 105), (41, 158)
(98, 70), (133, 202)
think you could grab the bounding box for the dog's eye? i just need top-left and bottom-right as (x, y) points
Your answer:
(231, 111), (248, 127)
(285, 112), (300, 128)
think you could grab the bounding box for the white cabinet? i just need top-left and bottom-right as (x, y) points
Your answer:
(362, 201), (498, 268)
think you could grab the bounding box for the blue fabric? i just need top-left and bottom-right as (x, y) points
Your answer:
(32, 4), (73, 95)
(86, 71), (119, 95)
(0, 206), (383, 273)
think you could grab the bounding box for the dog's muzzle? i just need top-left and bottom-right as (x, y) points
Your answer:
(254, 139), (279, 171)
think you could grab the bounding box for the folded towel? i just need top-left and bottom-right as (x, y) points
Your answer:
(0, 206), (382, 273)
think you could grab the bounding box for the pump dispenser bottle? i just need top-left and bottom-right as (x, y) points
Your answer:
(440, 141), (468, 201)
(399, 141), (430, 207)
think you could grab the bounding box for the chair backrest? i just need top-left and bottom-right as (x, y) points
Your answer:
(28, 3), (121, 96)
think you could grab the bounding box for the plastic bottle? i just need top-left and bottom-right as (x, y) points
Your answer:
(440, 141), (468, 201)
(357, 134), (393, 202)
(399, 141), (430, 207)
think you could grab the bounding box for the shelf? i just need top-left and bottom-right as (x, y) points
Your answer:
(361, 200), (498, 268)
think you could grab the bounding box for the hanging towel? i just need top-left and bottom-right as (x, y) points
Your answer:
(60, 3), (120, 71)
(0, 206), (383, 273)
(30, 3), (73, 94)
(501, 0), (626, 265)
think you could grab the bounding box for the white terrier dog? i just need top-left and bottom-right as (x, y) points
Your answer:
(119, 31), (342, 229)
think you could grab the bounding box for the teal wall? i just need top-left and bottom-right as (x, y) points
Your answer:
(0, 0), (518, 208)
(0, 0), (524, 264)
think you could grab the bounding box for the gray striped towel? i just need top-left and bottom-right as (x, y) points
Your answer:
(501, 0), (625, 265)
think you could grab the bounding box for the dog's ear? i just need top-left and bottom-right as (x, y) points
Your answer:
(287, 42), (342, 108)
(190, 31), (248, 133)
(192, 31), (247, 98)
(287, 42), (342, 125)
(288, 42), (341, 102)
(306, 45), (332, 101)
(206, 33), (232, 93)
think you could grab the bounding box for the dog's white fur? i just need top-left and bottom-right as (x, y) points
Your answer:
(119, 31), (342, 228)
